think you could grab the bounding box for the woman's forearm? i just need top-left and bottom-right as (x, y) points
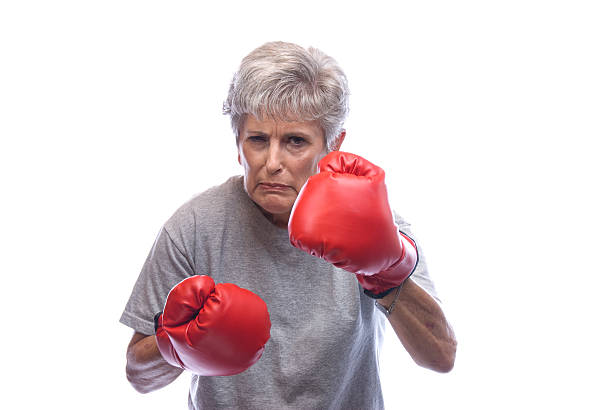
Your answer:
(126, 333), (184, 393)
(379, 279), (457, 372)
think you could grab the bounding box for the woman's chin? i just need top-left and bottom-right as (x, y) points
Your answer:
(262, 204), (292, 217)
(256, 200), (293, 220)
(254, 195), (292, 213)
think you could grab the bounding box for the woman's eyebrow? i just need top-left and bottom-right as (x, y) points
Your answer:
(282, 131), (311, 137)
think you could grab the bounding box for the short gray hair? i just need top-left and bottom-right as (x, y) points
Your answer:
(223, 41), (349, 150)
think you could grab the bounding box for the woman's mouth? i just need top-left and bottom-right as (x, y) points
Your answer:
(259, 182), (292, 191)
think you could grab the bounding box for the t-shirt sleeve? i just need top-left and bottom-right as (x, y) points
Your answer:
(119, 226), (195, 335)
(393, 211), (440, 303)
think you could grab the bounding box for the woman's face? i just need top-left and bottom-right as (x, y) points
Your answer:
(237, 114), (333, 228)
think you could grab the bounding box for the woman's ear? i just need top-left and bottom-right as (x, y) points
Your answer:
(330, 130), (346, 151)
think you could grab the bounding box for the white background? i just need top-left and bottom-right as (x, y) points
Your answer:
(2, 1), (611, 409)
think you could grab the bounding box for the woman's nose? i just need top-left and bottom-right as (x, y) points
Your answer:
(265, 142), (284, 174)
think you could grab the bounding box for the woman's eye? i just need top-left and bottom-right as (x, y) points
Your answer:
(289, 136), (306, 145)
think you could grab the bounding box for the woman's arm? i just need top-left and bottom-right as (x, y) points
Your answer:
(378, 279), (457, 372)
(125, 332), (183, 393)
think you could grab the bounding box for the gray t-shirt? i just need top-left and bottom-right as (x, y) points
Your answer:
(120, 175), (438, 409)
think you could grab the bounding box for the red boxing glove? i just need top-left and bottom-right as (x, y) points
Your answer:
(288, 151), (418, 298)
(155, 275), (271, 376)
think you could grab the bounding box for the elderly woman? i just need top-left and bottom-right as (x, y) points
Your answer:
(122, 41), (456, 409)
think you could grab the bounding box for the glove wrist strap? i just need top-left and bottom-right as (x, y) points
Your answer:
(154, 312), (162, 332)
(374, 275), (410, 317)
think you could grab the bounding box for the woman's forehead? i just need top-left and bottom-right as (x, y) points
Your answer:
(242, 114), (322, 135)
